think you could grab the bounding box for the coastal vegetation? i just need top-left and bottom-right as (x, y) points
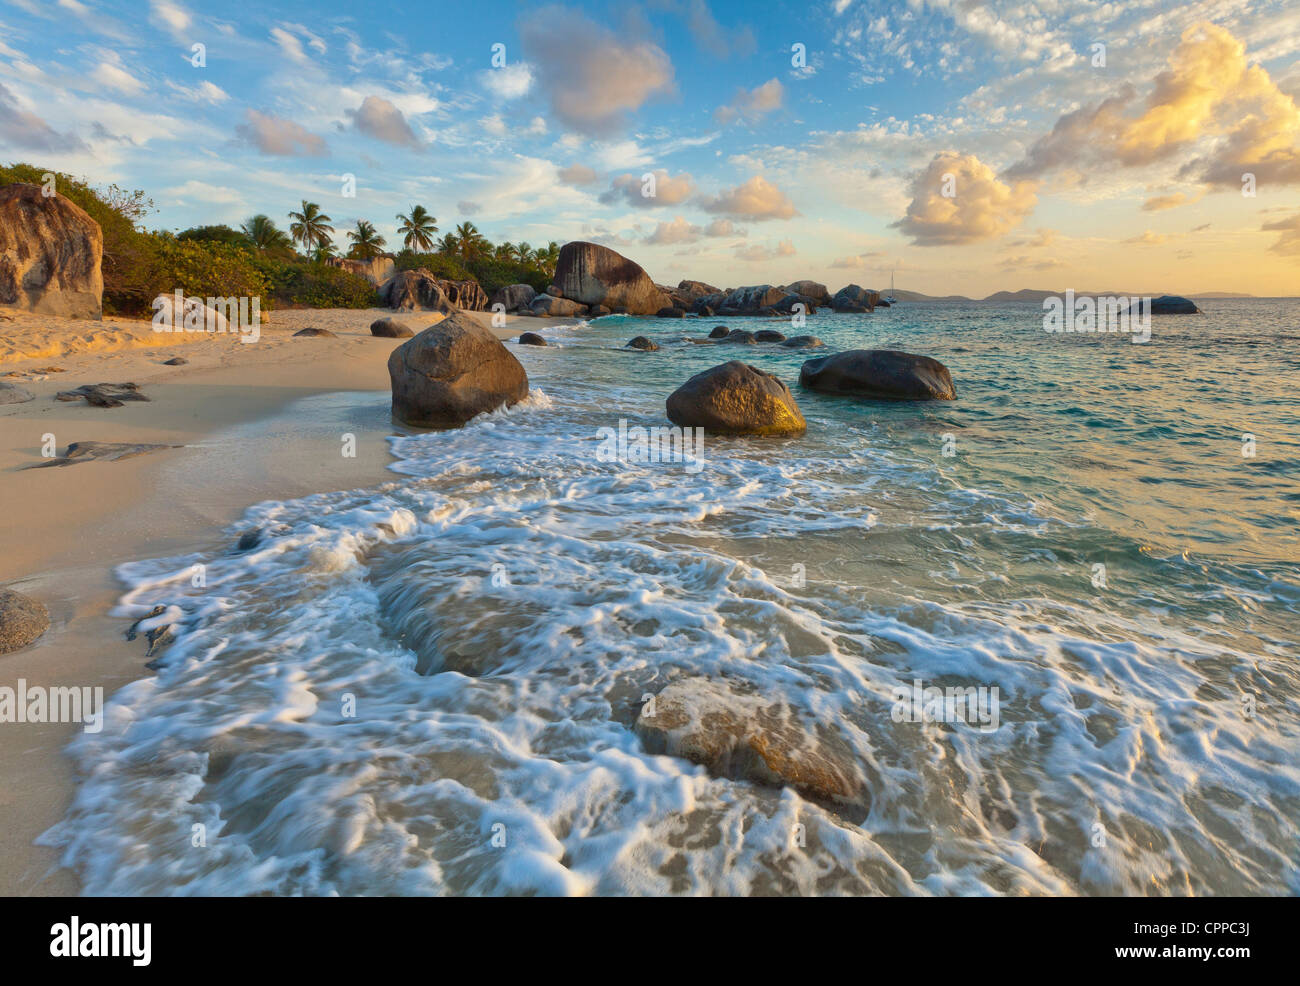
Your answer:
(0, 161), (560, 316)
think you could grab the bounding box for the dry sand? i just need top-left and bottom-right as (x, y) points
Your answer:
(0, 305), (553, 895)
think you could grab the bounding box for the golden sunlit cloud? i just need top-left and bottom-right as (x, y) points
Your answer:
(895, 151), (1038, 246)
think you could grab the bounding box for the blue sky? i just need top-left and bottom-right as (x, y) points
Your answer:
(1, 0), (1298, 295)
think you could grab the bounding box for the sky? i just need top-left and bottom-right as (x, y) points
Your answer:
(1, 0), (1298, 297)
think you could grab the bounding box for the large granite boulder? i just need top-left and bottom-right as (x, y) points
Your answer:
(773, 293), (819, 316)
(666, 360), (806, 436)
(530, 294), (587, 317)
(552, 241), (670, 315)
(784, 280), (831, 307)
(0, 588), (50, 654)
(800, 349), (956, 401)
(677, 279), (720, 299)
(0, 183), (103, 319)
(490, 283), (537, 313)
(636, 677), (869, 814)
(381, 269), (457, 313)
(832, 284), (880, 312)
(388, 311), (529, 427)
(324, 256), (395, 286)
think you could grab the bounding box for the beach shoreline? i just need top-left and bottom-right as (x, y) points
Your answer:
(0, 305), (552, 895)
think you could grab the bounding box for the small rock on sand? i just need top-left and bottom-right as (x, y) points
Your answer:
(369, 317), (413, 338)
(293, 327), (337, 338)
(0, 589), (51, 654)
(55, 382), (149, 407)
(163, 357), (188, 365)
(0, 382), (35, 404)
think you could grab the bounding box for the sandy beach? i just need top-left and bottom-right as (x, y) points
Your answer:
(0, 306), (535, 894)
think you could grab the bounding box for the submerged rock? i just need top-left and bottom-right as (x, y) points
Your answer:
(389, 311), (529, 428)
(754, 329), (787, 342)
(636, 677), (869, 814)
(626, 336), (658, 351)
(517, 332), (548, 346)
(708, 325), (729, 339)
(781, 335), (824, 349)
(1127, 294), (1201, 315)
(0, 589), (50, 654)
(800, 349), (956, 401)
(666, 361), (806, 436)
(655, 306), (684, 318)
(722, 329), (756, 345)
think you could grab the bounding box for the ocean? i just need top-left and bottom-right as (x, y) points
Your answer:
(42, 299), (1300, 895)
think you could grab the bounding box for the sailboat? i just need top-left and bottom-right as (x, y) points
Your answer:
(884, 269), (898, 305)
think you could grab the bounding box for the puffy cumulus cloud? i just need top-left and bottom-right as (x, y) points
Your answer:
(644, 215), (743, 245)
(519, 5), (674, 136)
(0, 82), (87, 152)
(600, 169), (695, 207)
(1142, 190), (1203, 212)
(735, 239), (796, 262)
(714, 78), (784, 125)
(830, 251), (887, 269)
(1262, 212), (1300, 255)
(346, 96), (422, 149)
(894, 151), (1037, 245)
(699, 175), (797, 220)
(558, 163), (599, 186)
(1006, 23), (1300, 188)
(236, 109), (327, 157)
(483, 63), (534, 100)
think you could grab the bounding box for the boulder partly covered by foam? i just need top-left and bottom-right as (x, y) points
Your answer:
(389, 311), (529, 427)
(666, 360), (806, 436)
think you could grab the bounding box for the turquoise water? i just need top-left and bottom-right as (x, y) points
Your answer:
(44, 300), (1300, 895)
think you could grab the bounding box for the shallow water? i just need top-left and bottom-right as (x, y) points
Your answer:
(44, 300), (1300, 895)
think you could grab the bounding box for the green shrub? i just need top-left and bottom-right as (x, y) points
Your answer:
(394, 250), (471, 281)
(466, 258), (549, 296)
(178, 224), (249, 248)
(145, 234), (273, 311)
(268, 261), (377, 308)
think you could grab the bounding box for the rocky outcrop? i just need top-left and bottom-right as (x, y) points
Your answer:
(324, 256), (395, 286)
(382, 269), (457, 313)
(781, 335), (824, 348)
(832, 284), (879, 313)
(636, 677), (869, 814)
(716, 285), (785, 315)
(0, 589), (50, 654)
(370, 317), (413, 338)
(666, 361), (806, 436)
(530, 294), (587, 317)
(773, 293), (819, 316)
(784, 280), (831, 307)
(490, 283), (537, 313)
(655, 306), (684, 318)
(800, 349), (956, 400)
(552, 241), (670, 315)
(0, 183), (103, 320)
(677, 279), (720, 299)
(389, 311), (529, 428)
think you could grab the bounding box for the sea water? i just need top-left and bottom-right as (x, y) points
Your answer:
(42, 300), (1300, 895)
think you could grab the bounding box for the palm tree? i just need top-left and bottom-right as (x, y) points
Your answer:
(436, 232), (459, 255)
(241, 214), (292, 253)
(537, 241), (560, 275)
(309, 241), (339, 263)
(346, 219), (387, 259)
(287, 200), (334, 252)
(395, 205), (438, 252)
(494, 241), (518, 262)
(516, 241), (535, 266)
(454, 221), (487, 261)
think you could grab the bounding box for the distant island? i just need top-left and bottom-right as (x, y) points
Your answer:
(899, 289), (1261, 303)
